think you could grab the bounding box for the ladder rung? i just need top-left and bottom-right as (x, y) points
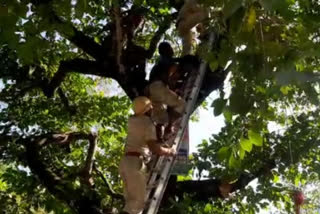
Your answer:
(147, 181), (159, 190)
(144, 33), (214, 213)
(150, 168), (160, 173)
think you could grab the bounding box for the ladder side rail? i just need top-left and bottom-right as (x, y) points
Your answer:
(146, 59), (208, 214)
(145, 156), (164, 201)
(145, 82), (192, 201)
(145, 32), (215, 214)
(145, 60), (199, 201)
(145, 67), (198, 202)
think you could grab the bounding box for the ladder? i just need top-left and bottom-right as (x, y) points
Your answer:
(143, 33), (214, 214)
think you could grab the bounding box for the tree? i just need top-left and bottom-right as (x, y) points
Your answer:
(1, 0), (320, 213)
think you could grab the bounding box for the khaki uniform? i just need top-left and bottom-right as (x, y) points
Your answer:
(148, 81), (185, 125)
(119, 115), (157, 214)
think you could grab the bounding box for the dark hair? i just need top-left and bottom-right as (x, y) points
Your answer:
(158, 42), (173, 57)
(180, 54), (200, 67)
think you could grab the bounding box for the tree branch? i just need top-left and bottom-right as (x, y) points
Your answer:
(37, 132), (93, 147)
(23, 135), (105, 214)
(42, 58), (106, 97)
(93, 164), (123, 200)
(57, 87), (76, 115)
(164, 160), (276, 203)
(30, 0), (105, 60)
(3, 57), (115, 98)
(80, 133), (98, 186)
(185, 28), (231, 108)
(51, 14), (105, 60)
(37, 132), (100, 187)
(195, 66), (229, 108)
(145, 20), (173, 59)
(24, 139), (72, 199)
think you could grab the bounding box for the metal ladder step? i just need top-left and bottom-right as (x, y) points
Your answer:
(143, 33), (215, 214)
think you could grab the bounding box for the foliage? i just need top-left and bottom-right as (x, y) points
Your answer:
(1, 0), (320, 213)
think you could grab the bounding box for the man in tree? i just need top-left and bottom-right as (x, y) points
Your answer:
(147, 42), (186, 142)
(118, 96), (175, 214)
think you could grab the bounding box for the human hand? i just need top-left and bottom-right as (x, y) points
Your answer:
(168, 147), (176, 156)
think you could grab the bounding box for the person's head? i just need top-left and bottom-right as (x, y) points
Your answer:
(132, 96), (152, 116)
(158, 42), (174, 58)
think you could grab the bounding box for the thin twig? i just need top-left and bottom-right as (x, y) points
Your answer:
(93, 163), (123, 199)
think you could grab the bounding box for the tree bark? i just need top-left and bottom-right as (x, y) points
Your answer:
(162, 160), (276, 208)
(23, 135), (106, 214)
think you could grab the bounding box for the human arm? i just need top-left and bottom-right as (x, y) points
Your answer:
(147, 140), (176, 156)
(144, 119), (176, 156)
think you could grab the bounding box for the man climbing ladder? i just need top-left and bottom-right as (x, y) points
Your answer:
(118, 96), (175, 214)
(146, 42), (186, 142)
(119, 38), (210, 212)
(143, 32), (215, 214)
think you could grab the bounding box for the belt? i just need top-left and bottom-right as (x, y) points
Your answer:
(125, 152), (142, 157)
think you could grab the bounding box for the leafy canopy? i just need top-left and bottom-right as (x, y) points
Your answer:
(1, 0), (320, 213)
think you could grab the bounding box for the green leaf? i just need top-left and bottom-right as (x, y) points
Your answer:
(229, 89), (252, 115)
(280, 86), (291, 95)
(223, 108), (233, 123)
(260, 0), (290, 13)
(264, 41), (286, 57)
(0, 179), (8, 191)
(240, 137), (252, 152)
(217, 146), (231, 162)
(248, 130), (263, 146)
(204, 203), (212, 213)
(239, 146), (246, 160)
(229, 153), (241, 169)
(294, 174), (301, 186)
(228, 6), (246, 35)
(259, 0), (276, 11)
(134, 0), (144, 5)
(223, 0), (243, 19)
(246, 6), (256, 32)
(212, 98), (226, 116)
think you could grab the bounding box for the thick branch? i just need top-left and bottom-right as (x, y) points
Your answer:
(5, 58), (114, 98)
(24, 136), (104, 214)
(57, 87), (76, 115)
(55, 20), (104, 59)
(165, 160), (276, 203)
(117, 18), (173, 99)
(38, 132), (100, 186)
(195, 66), (229, 108)
(38, 132), (93, 147)
(80, 133), (98, 186)
(42, 58), (106, 97)
(145, 20), (173, 59)
(25, 139), (72, 199)
(30, 0), (104, 59)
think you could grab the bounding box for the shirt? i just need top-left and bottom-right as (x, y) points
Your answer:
(124, 115), (157, 156)
(149, 56), (176, 84)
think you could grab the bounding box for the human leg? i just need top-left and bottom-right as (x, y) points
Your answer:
(119, 157), (147, 214)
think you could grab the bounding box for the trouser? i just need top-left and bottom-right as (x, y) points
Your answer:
(146, 81), (185, 141)
(148, 81), (185, 124)
(119, 156), (147, 214)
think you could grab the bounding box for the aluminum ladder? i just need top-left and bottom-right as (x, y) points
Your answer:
(143, 33), (214, 214)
